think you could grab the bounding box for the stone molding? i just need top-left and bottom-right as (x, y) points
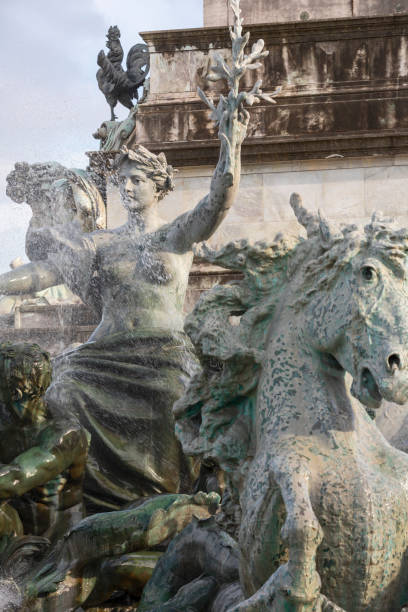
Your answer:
(133, 131), (408, 167)
(141, 14), (408, 52)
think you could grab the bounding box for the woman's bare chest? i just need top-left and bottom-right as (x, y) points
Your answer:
(97, 236), (192, 287)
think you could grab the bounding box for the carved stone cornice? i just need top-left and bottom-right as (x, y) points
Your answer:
(141, 14), (408, 52)
(130, 130), (408, 167)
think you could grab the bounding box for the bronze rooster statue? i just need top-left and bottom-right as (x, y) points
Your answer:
(96, 26), (150, 121)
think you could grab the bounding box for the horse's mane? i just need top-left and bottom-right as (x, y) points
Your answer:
(292, 202), (408, 308)
(174, 194), (408, 483)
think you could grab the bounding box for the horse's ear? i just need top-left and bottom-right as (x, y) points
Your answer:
(289, 193), (320, 238)
(318, 210), (342, 246)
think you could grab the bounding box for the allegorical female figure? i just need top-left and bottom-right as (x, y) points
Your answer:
(0, 108), (248, 513)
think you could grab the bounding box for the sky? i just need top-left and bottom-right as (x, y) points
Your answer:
(0, 0), (203, 273)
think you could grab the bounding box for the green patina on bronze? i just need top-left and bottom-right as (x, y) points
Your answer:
(176, 195), (408, 611)
(0, 342), (89, 543)
(25, 492), (219, 611)
(138, 516), (242, 611)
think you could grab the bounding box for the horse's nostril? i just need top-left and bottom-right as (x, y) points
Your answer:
(387, 353), (402, 372)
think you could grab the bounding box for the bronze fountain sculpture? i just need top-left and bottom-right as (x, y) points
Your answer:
(0, 2), (278, 609)
(0, 0), (278, 518)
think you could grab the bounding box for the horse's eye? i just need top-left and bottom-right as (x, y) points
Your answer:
(361, 265), (377, 282)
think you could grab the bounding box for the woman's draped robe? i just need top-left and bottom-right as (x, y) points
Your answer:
(44, 228), (197, 512)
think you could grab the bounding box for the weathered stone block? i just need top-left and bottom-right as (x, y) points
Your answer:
(228, 173), (264, 223)
(204, 0), (353, 27)
(106, 158), (408, 249)
(354, 0), (408, 16)
(364, 164), (408, 216)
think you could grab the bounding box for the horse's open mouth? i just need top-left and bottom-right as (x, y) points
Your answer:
(359, 367), (382, 407)
(353, 365), (408, 407)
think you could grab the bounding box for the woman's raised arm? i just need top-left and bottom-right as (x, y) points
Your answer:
(166, 107), (249, 252)
(165, 0), (280, 252)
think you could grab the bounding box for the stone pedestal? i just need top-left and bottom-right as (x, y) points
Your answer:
(103, 13), (408, 242)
